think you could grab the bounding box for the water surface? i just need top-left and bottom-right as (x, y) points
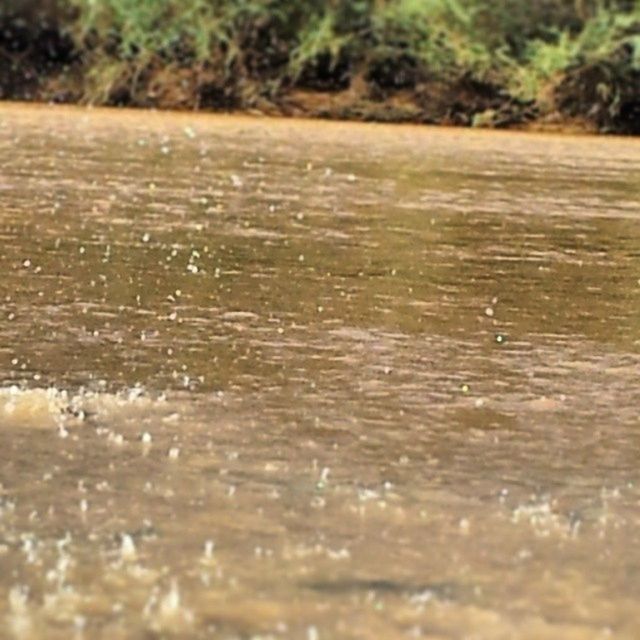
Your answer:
(1, 104), (640, 639)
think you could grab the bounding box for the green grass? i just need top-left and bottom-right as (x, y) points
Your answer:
(508, 3), (640, 101)
(65, 0), (640, 84)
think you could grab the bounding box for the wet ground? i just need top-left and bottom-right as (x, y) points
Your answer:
(1, 103), (640, 639)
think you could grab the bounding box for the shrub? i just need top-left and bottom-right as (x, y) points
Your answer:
(4, 0), (640, 131)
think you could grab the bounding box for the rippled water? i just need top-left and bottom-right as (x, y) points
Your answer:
(1, 103), (640, 639)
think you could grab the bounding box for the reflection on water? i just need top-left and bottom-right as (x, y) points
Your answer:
(1, 103), (640, 638)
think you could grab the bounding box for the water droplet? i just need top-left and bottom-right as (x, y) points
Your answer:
(120, 533), (136, 560)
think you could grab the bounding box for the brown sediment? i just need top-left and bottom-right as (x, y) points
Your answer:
(0, 58), (546, 130)
(0, 61), (599, 135)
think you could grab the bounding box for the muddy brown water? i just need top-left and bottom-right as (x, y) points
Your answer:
(1, 103), (640, 639)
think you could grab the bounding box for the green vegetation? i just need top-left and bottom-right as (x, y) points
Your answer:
(1, 0), (639, 132)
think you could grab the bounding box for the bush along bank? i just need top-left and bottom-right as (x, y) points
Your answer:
(1, 0), (639, 133)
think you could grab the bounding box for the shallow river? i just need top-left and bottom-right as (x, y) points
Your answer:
(1, 104), (640, 639)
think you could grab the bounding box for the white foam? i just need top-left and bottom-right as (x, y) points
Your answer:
(0, 386), (69, 428)
(0, 386), (170, 430)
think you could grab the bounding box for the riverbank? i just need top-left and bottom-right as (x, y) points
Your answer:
(1, 1), (639, 134)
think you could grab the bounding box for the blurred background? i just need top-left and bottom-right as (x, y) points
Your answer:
(1, 0), (639, 132)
